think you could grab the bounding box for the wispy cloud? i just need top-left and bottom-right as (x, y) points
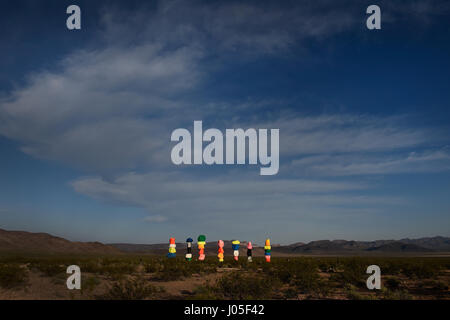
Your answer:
(71, 171), (402, 223)
(1, 1), (446, 175)
(290, 147), (450, 176)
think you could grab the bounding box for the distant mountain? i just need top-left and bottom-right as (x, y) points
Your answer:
(275, 240), (389, 254)
(110, 236), (450, 255)
(1, 228), (448, 256)
(399, 236), (450, 251)
(366, 242), (433, 253)
(274, 237), (450, 254)
(0, 228), (121, 255)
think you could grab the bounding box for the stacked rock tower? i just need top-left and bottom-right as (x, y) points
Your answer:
(247, 241), (253, 262)
(186, 238), (193, 261)
(197, 235), (206, 261)
(167, 237), (176, 258)
(218, 240), (224, 262)
(264, 238), (271, 262)
(232, 240), (240, 261)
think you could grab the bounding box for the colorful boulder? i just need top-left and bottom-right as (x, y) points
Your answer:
(197, 235), (206, 261)
(232, 240), (240, 261)
(186, 237), (193, 261)
(247, 241), (253, 262)
(167, 237), (176, 258)
(218, 240), (224, 262)
(264, 238), (271, 262)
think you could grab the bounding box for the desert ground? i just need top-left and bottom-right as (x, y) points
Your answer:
(0, 254), (449, 300)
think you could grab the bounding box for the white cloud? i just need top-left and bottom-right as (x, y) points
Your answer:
(290, 147), (450, 176)
(98, 0), (358, 53)
(71, 171), (402, 222)
(253, 114), (431, 156)
(0, 42), (199, 172)
(1, 2), (445, 175)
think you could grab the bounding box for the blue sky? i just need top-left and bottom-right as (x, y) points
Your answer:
(0, 0), (450, 244)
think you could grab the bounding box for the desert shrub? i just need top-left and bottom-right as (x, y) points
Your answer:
(78, 260), (105, 274)
(416, 279), (449, 297)
(239, 260), (261, 272)
(346, 290), (366, 300)
(345, 285), (377, 300)
(443, 258), (450, 270)
(379, 260), (403, 275)
(144, 261), (160, 273)
(402, 261), (439, 279)
(380, 287), (412, 300)
(317, 258), (339, 273)
(282, 287), (299, 299)
(194, 272), (281, 300)
(336, 258), (367, 288)
(431, 281), (449, 292)
(49, 272), (68, 285)
(82, 276), (101, 293)
(264, 258), (319, 287)
(30, 261), (66, 277)
(0, 264), (28, 288)
(191, 284), (219, 300)
(269, 268), (292, 284)
(102, 263), (137, 277)
(261, 258), (330, 297)
(191, 258), (220, 274)
(385, 277), (402, 290)
(153, 259), (190, 281)
(312, 280), (332, 298)
(219, 273), (279, 299)
(153, 258), (217, 281)
(291, 262), (320, 293)
(97, 277), (163, 300)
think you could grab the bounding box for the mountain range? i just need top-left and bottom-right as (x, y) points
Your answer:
(1, 228), (449, 255)
(111, 236), (450, 255)
(0, 228), (120, 255)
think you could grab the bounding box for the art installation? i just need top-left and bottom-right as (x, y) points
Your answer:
(218, 240), (224, 262)
(168, 237), (176, 258)
(232, 240), (240, 261)
(247, 241), (253, 262)
(186, 237), (193, 261)
(264, 238), (271, 262)
(198, 234), (206, 261)
(166, 236), (267, 263)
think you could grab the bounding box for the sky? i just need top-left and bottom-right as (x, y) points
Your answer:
(0, 0), (450, 245)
